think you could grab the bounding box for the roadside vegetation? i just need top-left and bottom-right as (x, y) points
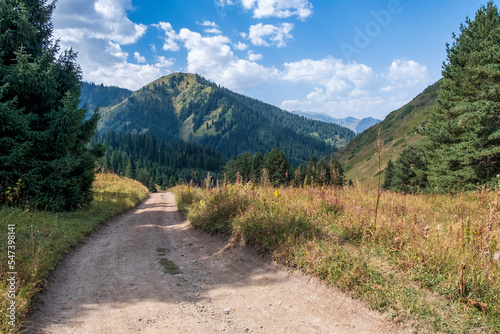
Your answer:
(176, 179), (500, 333)
(0, 173), (148, 333)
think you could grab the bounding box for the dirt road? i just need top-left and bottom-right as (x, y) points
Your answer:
(25, 193), (408, 333)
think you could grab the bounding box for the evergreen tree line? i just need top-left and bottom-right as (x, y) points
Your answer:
(384, 2), (500, 194)
(0, 0), (101, 211)
(94, 131), (226, 190)
(223, 148), (346, 187)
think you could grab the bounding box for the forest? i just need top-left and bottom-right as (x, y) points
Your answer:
(97, 72), (356, 167)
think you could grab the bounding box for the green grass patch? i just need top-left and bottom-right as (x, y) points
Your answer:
(159, 258), (181, 275)
(0, 173), (149, 333)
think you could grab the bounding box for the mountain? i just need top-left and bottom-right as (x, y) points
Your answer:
(292, 110), (381, 133)
(80, 82), (132, 113)
(355, 117), (381, 134)
(94, 73), (356, 166)
(334, 81), (440, 187)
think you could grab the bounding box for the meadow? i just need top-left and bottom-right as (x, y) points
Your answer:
(176, 178), (500, 333)
(0, 173), (149, 333)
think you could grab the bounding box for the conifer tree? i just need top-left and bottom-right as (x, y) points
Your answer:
(0, 0), (101, 210)
(424, 1), (500, 191)
(383, 160), (394, 189)
(263, 148), (291, 186)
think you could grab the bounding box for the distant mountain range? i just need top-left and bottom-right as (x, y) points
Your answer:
(81, 73), (356, 166)
(291, 110), (381, 134)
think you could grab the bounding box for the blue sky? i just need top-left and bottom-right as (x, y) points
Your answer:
(53, 0), (491, 119)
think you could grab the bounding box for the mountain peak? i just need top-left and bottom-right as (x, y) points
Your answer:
(93, 72), (355, 166)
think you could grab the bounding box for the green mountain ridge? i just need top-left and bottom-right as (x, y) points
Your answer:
(80, 82), (133, 114)
(334, 80), (441, 187)
(95, 73), (356, 166)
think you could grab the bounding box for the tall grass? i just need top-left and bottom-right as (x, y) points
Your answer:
(176, 179), (500, 333)
(0, 172), (149, 333)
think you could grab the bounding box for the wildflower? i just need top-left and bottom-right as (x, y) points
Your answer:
(274, 190), (279, 198)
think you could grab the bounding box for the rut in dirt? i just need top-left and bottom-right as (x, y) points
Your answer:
(25, 192), (408, 334)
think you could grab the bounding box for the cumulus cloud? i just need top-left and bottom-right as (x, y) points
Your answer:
(247, 23), (294, 47)
(247, 51), (263, 61)
(155, 56), (175, 68)
(197, 21), (222, 34)
(282, 57), (378, 94)
(241, 0), (313, 20)
(154, 22), (180, 51)
(279, 57), (430, 119)
(87, 62), (167, 91)
(234, 42), (249, 51)
(176, 28), (278, 91)
(54, 0), (146, 45)
(52, 0), (172, 90)
(387, 59), (430, 87)
(134, 51), (146, 63)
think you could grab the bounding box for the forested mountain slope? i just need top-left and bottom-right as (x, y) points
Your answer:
(80, 82), (132, 113)
(334, 81), (440, 186)
(95, 73), (355, 166)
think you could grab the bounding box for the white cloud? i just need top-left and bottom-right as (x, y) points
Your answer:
(177, 28), (278, 91)
(242, 0), (313, 20)
(248, 23), (294, 47)
(247, 51), (263, 61)
(205, 28), (223, 34)
(54, 0), (147, 45)
(52, 0), (172, 90)
(155, 56), (175, 68)
(279, 57), (429, 119)
(88, 62), (168, 91)
(198, 21), (218, 27)
(134, 51), (146, 63)
(106, 41), (128, 60)
(154, 22), (180, 51)
(234, 42), (249, 51)
(282, 57), (378, 93)
(387, 59), (430, 87)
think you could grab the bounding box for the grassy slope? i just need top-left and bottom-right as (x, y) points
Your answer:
(0, 173), (149, 333)
(177, 182), (500, 333)
(335, 81), (440, 188)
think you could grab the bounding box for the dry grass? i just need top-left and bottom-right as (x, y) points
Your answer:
(0, 172), (149, 333)
(176, 179), (500, 332)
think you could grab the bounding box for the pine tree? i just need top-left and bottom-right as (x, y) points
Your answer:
(0, 0), (102, 210)
(424, 1), (500, 191)
(391, 146), (428, 193)
(383, 159), (394, 189)
(263, 148), (291, 186)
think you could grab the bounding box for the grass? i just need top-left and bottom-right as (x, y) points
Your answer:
(158, 258), (181, 275)
(0, 172), (149, 333)
(175, 180), (500, 333)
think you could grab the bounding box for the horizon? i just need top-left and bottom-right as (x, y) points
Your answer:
(53, 0), (491, 119)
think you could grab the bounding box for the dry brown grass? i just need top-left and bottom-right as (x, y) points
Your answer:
(177, 179), (500, 332)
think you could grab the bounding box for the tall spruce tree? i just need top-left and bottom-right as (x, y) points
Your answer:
(0, 0), (101, 210)
(424, 1), (500, 191)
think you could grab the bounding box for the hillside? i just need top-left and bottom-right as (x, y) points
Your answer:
(334, 80), (440, 187)
(80, 82), (132, 113)
(292, 111), (381, 133)
(96, 73), (355, 166)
